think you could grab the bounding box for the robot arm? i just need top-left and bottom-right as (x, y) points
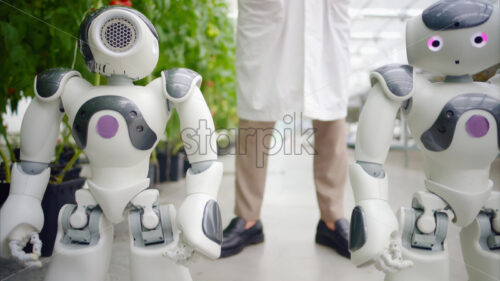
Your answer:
(0, 68), (81, 266)
(349, 64), (415, 268)
(160, 68), (223, 260)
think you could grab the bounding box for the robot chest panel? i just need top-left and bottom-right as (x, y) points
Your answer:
(64, 87), (169, 157)
(408, 84), (499, 165)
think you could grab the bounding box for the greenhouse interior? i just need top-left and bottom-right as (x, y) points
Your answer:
(0, 0), (499, 281)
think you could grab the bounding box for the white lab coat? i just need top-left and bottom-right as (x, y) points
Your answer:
(236, 0), (351, 121)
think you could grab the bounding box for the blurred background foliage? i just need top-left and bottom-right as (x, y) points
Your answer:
(0, 0), (237, 151)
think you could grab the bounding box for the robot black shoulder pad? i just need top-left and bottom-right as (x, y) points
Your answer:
(370, 64), (415, 101)
(35, 68), (81, 101)
(161, 68), (202, 103)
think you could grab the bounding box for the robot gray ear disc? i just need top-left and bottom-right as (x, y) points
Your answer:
(422, 0), (493, 30)
(78, 6), (159, 72)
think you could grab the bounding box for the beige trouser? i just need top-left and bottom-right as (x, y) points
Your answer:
(234, 118), (348, 222)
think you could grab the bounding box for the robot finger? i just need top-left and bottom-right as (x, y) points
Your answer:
(190, 252), (200, 263)
(375, 257), (394, 273)
(163, 242), (195, 265)
(393, 259), (414, 270)
(380, 251), (414, 272)
(181, 251), (200, 266)
(30, 232), (43, 257)
(179, 244), (195, 266)
(376, 253), (399, 273)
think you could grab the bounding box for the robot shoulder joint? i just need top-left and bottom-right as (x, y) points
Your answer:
(161, 68), (202, 103)
(370, 64), (415, 102)
(35, 68), (81, 102)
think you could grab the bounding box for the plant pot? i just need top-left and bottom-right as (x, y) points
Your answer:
(183, 156), (190, 175)
(39, 177), (85, 257)
(147, 162), (159, 188)
(62, 167), (83, 181)
(0, 182), (9, 208)
(168, 152), (186, 182)
(156, 149), (170, 183)
(0, 162), (10, 208)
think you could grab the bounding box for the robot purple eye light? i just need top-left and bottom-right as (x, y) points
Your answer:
(470, 32), (488, 48)
(427, 32), (488, 52)
(427, 36), (443, 52)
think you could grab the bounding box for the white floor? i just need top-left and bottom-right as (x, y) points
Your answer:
(2, 148), (499, 281)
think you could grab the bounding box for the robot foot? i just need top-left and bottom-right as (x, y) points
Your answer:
(129, 192), (192, 281)
(385, 206), (451, 281)
(44, 203), (114, 281)
(460, 210), (500, 281)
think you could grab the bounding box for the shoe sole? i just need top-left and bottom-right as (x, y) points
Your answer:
(315, 234), (351, 259)
(220, 233), (265, 258)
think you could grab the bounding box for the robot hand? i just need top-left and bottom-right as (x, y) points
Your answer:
(0, 195), (44, 268)
(349, 161), (414, 271)
(8, 231), (43, 268)
(163, 240), (199, 266)
(176, 193), (222, 260)
(0, 163), (49, 267)
(350, 198), (402, 267)
(374, 234), (414, 273)
(175, 162), (223, 260)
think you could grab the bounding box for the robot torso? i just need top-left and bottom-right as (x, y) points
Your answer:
(61, 77), (170, 189)
(405, 77), (499, 226)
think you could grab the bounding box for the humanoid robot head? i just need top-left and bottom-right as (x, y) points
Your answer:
(406, 0), (499, 76)
(79, 7), (159, 81)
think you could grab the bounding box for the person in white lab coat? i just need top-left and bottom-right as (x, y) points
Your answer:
(221, 0), (351, 258)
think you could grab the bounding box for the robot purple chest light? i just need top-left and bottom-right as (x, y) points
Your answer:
(349, 1), (499, 281)
(0, 7), (223, 281)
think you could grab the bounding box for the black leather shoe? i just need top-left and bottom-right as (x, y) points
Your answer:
(221, 217), (264, 258)
(315, 219), (351, 259)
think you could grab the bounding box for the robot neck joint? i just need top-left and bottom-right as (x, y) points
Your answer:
(444, 75), (473, 83)
(107, 75), (134, 86)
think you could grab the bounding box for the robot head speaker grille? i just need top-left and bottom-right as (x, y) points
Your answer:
(100, 17), (137, 52)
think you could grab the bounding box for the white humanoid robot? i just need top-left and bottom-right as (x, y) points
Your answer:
(349, 0), (500, 281)
(0, 6), (223, 281)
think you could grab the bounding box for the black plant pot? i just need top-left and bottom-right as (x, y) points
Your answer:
(156, 149), (169, 183)
(0, 162), (10, 208)
(39, 177), (85, 257)
(0, 182), (9, 208)
(169, 152), (186, 182)
(147, 162), (159, 188)
(183, 156), (190, 175)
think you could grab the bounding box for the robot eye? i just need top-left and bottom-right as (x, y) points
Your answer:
(427, 36), (443, 52)
(470, 32), (488, 48)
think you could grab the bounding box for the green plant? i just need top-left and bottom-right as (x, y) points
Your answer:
(133, 0), (237, 153)
(0, 0), (96, 114)
(0, 124), (16, 183)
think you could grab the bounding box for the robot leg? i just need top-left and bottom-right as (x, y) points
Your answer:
(128, 189), (192, 281)
(460, 192), (500, 281)
(44, 189), (114, 281)
(386, 192), (450, 281)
